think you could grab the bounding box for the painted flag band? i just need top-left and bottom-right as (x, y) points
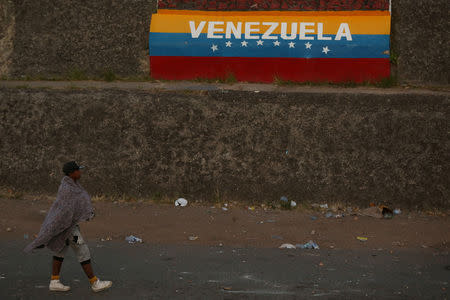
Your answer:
(149, 8), (391, 83)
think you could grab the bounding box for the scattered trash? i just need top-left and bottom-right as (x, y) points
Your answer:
(356, 236), (368, 242)
(381, 206), (394, 219)
(310, 230), (316, 235)
(319, 262), (324, 267)
(335, 214), (344, 218)
(393, 209), (402, 215)
(188, 236), (199, 241)
(125, 235), (142, 244)
(310, 216), (318, 221)
(296, 240), (320, 250)
(0, 275), (5, 279)
(272, 235), (283, 240)
(290, 201), (297, 208)
(23, 234), (29, 240)
(359, 206), (383, 218)
(223, 286), (232, 290)
(101, 236), (112, 242)
(360, 205), (396, 219)
(175, 198), (188, 207)
(6, 227), (12, 232)
(222, 207), (228, 211)
(279, 243), (296, 249)
(320, 204), (329, 209)
(280, 196), (293, 209)
(325, 212), (334, 218)
(392, 241), (405, 247)
(248, 206), (255, 211)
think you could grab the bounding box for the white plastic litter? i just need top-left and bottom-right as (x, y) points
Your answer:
(290, 201), (297, 208)
(125, 235), (142, 244)
(175, 198), (188, 207)
(279, 243), (296, 249)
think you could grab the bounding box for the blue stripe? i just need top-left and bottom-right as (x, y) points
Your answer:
(149, 33), (390, 59)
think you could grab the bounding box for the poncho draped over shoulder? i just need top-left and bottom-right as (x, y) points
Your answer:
(24, 176), (94, 253)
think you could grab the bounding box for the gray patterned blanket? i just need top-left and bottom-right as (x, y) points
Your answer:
(24, 176), (94, 253)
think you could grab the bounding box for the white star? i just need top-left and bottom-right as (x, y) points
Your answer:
(256, 40), (264, 46)
(241, 41), (248, 47)
(288, 42), (295, 48)
(322, 46), (330, 54)
(273, 40), (280, 46)
(211, 44), (218, 52)
(305, 42), (312, 49)
(225, 41), (232, 47)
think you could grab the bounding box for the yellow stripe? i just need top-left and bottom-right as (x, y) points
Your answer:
(150, 13), (390, 35)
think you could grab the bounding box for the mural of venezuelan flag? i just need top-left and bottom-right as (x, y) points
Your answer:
(149, 3), (391, 83)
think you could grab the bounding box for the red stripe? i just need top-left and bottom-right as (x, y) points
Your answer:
(150, 56), (390, 83)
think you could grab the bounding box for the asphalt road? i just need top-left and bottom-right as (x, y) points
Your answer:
(0, 240), (448, 299)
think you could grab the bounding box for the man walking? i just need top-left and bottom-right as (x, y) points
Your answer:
(25, 161), (112, 293)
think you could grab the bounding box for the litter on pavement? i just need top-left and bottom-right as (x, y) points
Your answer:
(279, 243), (296, 249)
(175, 198), (188, 207)
(125, 235), (142, 244)
(296, 240), (320, 250)
(356, 236), (368, 242)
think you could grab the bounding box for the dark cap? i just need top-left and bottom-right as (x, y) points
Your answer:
(62, 161), (85, 175)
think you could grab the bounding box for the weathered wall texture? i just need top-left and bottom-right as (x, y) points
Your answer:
(391, 0), (449, 85)
(8, 0), (157, 78)
(0, 0), (15, 77)
(157, 0), (390, 10)
(0, 0), (448, 85)
(1, 87), (448, 208)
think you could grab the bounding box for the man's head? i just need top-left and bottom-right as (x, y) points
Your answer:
(62, 161), (84, 181)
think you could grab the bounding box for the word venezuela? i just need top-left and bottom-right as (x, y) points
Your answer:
(149, 1), (391, 83)
(190, 21), (352, 41)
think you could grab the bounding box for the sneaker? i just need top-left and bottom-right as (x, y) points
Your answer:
(91, 278), (112, 292)
(49, 279), (71, 292)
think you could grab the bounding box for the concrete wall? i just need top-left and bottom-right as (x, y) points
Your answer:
(4, 0), (157, 78)
(0, 0), (448, 85)
(391, 0), (449, 85)
(1, 87), (448, 208)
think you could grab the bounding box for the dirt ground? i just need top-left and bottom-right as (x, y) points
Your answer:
(1, 195), (449, 251)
